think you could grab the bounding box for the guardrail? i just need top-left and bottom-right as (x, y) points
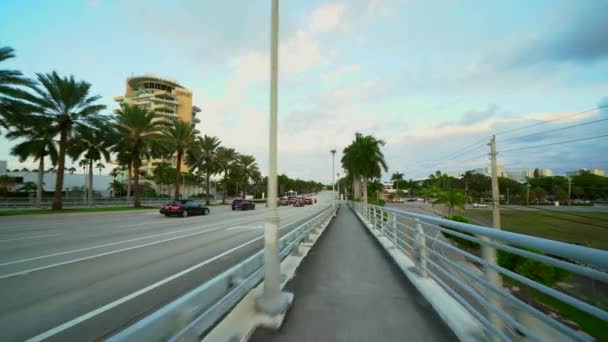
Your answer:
(108, 204), (336, 342)
(349, 201), (608, 341)
(0, 198), (228, 209)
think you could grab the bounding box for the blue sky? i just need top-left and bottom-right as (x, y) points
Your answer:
(1, 0), (607, 182)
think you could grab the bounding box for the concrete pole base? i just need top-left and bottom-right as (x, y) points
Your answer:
(255, 291), (294, 317)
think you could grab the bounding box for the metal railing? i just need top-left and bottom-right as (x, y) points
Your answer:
(108, 204), (336, 342)
(349, 201), (608, 342)
(0, 197), (229, 210)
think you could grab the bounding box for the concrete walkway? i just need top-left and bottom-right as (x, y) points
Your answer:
(251, 205), (456, 342)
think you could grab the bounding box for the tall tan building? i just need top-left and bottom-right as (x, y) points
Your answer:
(114, 75), (201, 170)
(114, 75), (200, 125)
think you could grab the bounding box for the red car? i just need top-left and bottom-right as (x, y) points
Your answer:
(278, 197), (289, 206)
(293, 198), (305, 207)
(304, 198), (313, 205)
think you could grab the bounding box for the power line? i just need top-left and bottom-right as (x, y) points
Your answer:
(500, 117), (608, 143)
(494, 104), (608, 137)
(498, 134), (608, 153)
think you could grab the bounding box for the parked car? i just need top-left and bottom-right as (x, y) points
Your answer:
(232, 199), (256, 210)
(472, 203), (488, 208)
(288, 197), (298, 205)
(160, 200), (210, 217)
(293, 198), (305, 207)
(304, 197), (313, 205)
(278, 197), (290, 206)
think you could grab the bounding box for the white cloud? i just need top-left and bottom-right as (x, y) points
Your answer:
(309, 3), (348, 33)
(320, 63), (361, 82)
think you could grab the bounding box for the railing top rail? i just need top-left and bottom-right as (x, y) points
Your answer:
(364, 203), (608, 270)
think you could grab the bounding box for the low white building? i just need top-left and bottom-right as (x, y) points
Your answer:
(2, 170), (115, 197)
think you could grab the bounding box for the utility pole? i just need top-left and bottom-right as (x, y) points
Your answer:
(256, 0), (290, 316)
(568, 177), (572, 206)
(337, 172), (340, 201)
(486, 135), (503, 334)
(490, 135), (501, 230)
(331, 149), (336, 208)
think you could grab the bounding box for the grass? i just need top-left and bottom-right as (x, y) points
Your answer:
(530, 288), (607, 340)
(0, 206), (155, 216)
(462, 210), (608, 250)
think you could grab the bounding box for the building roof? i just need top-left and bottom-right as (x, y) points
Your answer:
(127, 75), (185, 90)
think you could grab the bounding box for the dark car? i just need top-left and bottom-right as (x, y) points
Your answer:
(160, 200), (210, 217)
(232, 199), (256, 211)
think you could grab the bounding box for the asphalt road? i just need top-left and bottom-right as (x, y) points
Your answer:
(0, 194), (330, 341)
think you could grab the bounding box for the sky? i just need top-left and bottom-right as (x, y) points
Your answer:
(1, 0), (607, 182)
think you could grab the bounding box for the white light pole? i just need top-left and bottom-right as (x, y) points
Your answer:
(337, 172), (340, 201)
(256, 0), (291, 316)
(331, 149), (336, 207)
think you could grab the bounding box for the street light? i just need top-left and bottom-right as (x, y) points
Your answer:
(337, 172), (340, 201)
(330, 149), (336, 208)
(256, 0), (291, 316)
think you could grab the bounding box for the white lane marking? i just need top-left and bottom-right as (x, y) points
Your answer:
(0, 233), (63, 243)
(25, 215), (308, 342)
(0, 214), (266, 268)
(0, 226), (229, 280)
(226, 225), (263, 231)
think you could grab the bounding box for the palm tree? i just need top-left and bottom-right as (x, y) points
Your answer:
(341, 133), (388, 203)
(188, 135), (221, 205)
(164, 120), (197, 200)
(17, 181), (38, 193)
(114, 104), (165, 207)
(0, 46), (33, 130)
(6, 116), (58, 204)
(216, 147), (238, 203)
(391, 172), (404, 192)
(68, 167), (76, 174)
(96, 163), (105, 175)
(19, 72), (106, 210)
(237, 154), (259, 199)
(432, 189), (465, 217)
(69, 124), (114, 203)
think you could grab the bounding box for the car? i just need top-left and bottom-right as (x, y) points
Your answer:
(278, 197), (290, 206)
(288, 196), (298, 205)
(293, 198), (305, 207)
(304, 197), (313, 205)
(472, 203), (489, 208)
(232, 199), (256, 210)
(160, 200), (210, 217)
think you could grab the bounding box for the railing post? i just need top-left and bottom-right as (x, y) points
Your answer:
(371, 207), (376, 229)
(415, 219), (427, 277)
(392, 213), (397, 245)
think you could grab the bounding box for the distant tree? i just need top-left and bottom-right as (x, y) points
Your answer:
(533, 168), (540, 178)
(68, 167), (76, 174)
(530, 187), (547, 204)
(0, 175), (16, 193)
(432, 189), (465, 216)
(21, 167), (29, 172)
(96, 163), (105, 175)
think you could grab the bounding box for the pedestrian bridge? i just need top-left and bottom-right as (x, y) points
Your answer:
(110, 202), (608, 342)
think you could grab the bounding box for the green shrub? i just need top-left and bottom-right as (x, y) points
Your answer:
(442, 216), (571, 287)
(441, 215), (480, 249)
(497, 248), (570, 287)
